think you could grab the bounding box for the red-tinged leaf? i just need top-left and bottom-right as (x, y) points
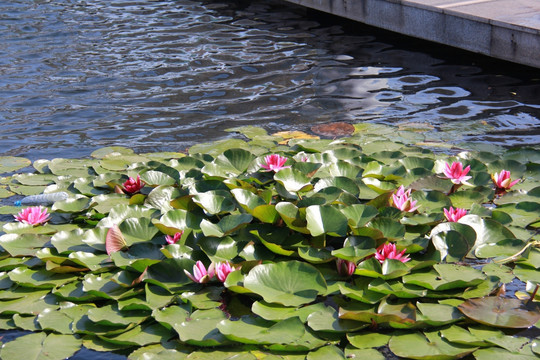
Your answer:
(106, 224), (128, 255)
(311, 122), (355, 137)
(114, 185), (125, 194)
(458, 297), (540, 328)
(131, 267), (148, 286)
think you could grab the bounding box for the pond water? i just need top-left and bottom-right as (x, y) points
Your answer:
(2, 0), (540, 162)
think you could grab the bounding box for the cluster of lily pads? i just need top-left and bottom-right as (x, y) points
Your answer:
(0, 125), (538, 360)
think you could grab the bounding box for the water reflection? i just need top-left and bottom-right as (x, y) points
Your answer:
(0, 0), (540, 160)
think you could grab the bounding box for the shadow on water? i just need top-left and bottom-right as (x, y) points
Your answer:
(0, 0), (539, 161)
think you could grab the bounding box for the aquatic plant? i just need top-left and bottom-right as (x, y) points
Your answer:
(443, 161), (472, 185)
(374, 243), (410, 263)
(443, 206), (467, 222)
(260, 154), (290, 172)
(391, 185), (419, 212)
(185, 260), (215, 283)
(492, 169), (521, 194)
(0, 125), (537, 360)
(13, 205), (50, 225)
(122, 174), (145, 193)
(165, 231), (183, 245)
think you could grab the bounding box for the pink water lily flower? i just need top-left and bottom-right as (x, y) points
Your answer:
(14, 206), (51, 225)
(123, 175), (145, 194)
(492, 170), (520, 192)
(184, 261), (215, 283)
(443, 161), (472, 185)
(375, 243), (410, 263)
(261, 154), (291, 172)
(165, 231), (183, 245)
(444, 207), (467, 222)
(391, 185), (419, 212)
(216, 261), (235, 282)
(336, 259), (356, 276)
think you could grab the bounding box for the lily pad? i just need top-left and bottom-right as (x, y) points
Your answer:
(243, 261), (327, 306)
(458, 297), (540, 328)
(0, 332), (81, 360)
(389, 330), (477, 359)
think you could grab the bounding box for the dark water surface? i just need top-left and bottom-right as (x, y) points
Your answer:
(1, 0), (540, 161)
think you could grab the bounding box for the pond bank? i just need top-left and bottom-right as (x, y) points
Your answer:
(282, 0), (540, 69)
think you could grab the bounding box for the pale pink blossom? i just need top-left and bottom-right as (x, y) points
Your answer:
(492, 170), (520, 192)
(391, 185), (419, 212)
(14, 206), (51, 225)
(165, 231), (183, 245)
(184, 261), (215, 283)
(336, 259), (356, 276)
(123, 175), (145, 194)
(443, 207), (467, 222)
(216, 261), (235, 282)
(443, 161), (472, 185)
(261, 154), (291, 172)
(374, 243), (410, 263)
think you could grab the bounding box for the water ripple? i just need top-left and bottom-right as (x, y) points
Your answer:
(1, 0), (540, 160)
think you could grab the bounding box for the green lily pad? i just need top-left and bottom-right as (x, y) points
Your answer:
(172, 308), (230, 346)
(243, 261), (327, 306)
(99, 323), (174, 347)
(198, 236), (245, 262)
(0, 333), (81, 360)
(429, 221), (476, 261)
(306, 305), (367, 333)
(0, 156), (31, 174)
(306, 205), (348, 237)
(200, 214), (253, 237)
(389, 330), (477, 359)
(0, 233), (51, 256)
(403, 264), (486, 291)
(8, 267), (77, 288)
(252, 301), (326, 322)
(306, 345), (345, 360)
(274, 168), (313, 193)
(347, 332), (391, 349)
(193, 191), (236, 215)
(217, 315), (305, 345)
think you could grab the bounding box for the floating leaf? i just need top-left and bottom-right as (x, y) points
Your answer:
(306, 205), (348, 237)
(105, 224), (128, 255)
(217, 315), (305, 345)
(274, 168), (313, 193)
(243, 261), (327, 306)
(311, 122), (355, 137)
(389, 330), (477, 359)
(0, 333), (81, 360)
(0, 156), (31, 174)
(458, 297), (540, 328)
(172, 308), (229, 346)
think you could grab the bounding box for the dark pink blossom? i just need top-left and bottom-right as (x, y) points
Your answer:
(336, 259), (356, 276)
(165, 231), (183, 245)
(374, 243), (410, 263)
(123, 175), (145, 194)
(216, 261), (235, 282)
(443, 207), (467, 222)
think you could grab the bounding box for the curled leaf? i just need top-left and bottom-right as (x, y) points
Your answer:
(105, 224), (128, 255)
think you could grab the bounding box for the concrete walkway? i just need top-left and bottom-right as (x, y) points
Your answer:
(282, 0), (540, 68)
